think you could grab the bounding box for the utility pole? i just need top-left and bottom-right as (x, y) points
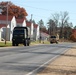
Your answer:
(39, 21), (42, 43)
(5, 2), (8, 44)
(49, 26), (51, 36)
(30, 14), (33, 40)
(31, 14), (33, 22)
(39, 27), (41, 43)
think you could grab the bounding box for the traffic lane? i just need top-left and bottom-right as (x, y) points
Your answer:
(0, 44), (60, 63)
(0, 44), (59, 59)
(0, 45), (45, 57)
(0, 45), (60, 75)
(0, 44), (66, 63)
(0, 43), (75, 75)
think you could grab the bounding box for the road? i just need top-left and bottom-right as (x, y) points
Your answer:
(0, 43), (76, 75)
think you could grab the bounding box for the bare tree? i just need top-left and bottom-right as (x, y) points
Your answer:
(47, 11), (73, 40)
(47, 19), (55, 36)
(59, 11), (69, 38)
(38, 19), (44, 43)
(38, 19), (44, 28)
(64, 23), (72, 39)
(52, 13), (60, 35)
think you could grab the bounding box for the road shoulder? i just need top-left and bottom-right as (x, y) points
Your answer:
(37, 46), (76, 75)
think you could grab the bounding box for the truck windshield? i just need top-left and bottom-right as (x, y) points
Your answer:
(50, 36), (56, 38)
(13, 30), (24, 34)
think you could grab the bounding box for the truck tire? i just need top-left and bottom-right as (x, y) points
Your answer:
(24, 40), (26, 46)
(16, 43), (18, 46)
(56, 41), (58, 44)
(27, 42), (29, 46)
(50, 41), (53, 44)
(12, 41), (15, 46)
(27, 40), (30, 46)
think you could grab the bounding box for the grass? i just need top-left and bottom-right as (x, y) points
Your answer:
(0, 40), (50, 47)
(30, 40), (50, 45)
(0, 41), (12, 47)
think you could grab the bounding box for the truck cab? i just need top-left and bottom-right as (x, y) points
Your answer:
(12, 27), (30, 46)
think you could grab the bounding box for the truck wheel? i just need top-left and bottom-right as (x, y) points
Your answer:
(27, 40), (30, 46)
(50, 42), (53, 44)
(12, 41), (15, 46)
(27, 42), (29, 46)
(56, 41), (58, 44)
(24, 41), (26, 46)
(16, 43), (18, 46)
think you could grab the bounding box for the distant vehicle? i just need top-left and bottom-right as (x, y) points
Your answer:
(49, 35), (58, 44)
(12, 27), (30, 46)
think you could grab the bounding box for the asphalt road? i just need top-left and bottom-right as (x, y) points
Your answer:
(0, 43), (76, 75)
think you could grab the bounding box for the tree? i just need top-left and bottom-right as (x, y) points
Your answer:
(47, 11), (73, 40)
(59, 11), (69, 38)
(52, 13), (60, 34)
(64, 26), (72, 39)
(74, 26), (76, 29)
(70, 33), (76, 42)
(38, 19), (44, 28)
(38, 19), (44, 43)
(0, 1), (28, 18)
(47, 19), (56, 36)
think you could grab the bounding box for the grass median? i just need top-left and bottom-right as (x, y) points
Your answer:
(0, 41), (12, 47)
(0, 40), (50, 47)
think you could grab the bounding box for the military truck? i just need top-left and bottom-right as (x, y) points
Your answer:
(12, 27), (30, 46)
(49, 35), (59, 44)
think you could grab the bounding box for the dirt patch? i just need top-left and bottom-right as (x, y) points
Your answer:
(37, 47), (76, 75)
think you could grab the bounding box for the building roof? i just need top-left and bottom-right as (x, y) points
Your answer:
(26, 21), (38, 28)
(34, 24), (38, 28)
(26, 21), (31, 27)
(41, 32), (49, 37)
(16, 18), (26, 23)
(0, 24), (7, 28)
(0, 14), (13, 21)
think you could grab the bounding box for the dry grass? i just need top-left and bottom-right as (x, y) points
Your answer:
(37, 47), (76, 75)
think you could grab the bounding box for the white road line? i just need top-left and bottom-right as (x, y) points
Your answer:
(25, 48), (69, 75)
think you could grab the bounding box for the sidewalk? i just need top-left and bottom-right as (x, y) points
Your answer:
(37, 46), (76, 75)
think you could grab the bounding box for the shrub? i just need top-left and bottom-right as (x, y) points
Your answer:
(70, 33), (76, 42)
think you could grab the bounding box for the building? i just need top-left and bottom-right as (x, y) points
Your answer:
(26, 21), (40, 41)
(16, 18), (26, 27)
(0, 15), (16, 41)
(0, 15), (40, 41)
(40, 32), (49, 41)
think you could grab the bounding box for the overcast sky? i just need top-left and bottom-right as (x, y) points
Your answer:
(0, 0), (76, 27)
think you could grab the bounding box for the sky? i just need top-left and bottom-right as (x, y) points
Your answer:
(0, 0), (76, 27)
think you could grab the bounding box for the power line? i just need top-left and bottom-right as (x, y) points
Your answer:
(8, 1), (76, 15)
(13, 2), (76, 25)
(19, 4), (76, 15)
(27, 14), (76, 21)
(1, 1), (76, 14)
(24, 5), (56, 12)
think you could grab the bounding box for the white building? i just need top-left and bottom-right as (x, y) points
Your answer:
(0, 15), (16, 41)
(16, 18), (26, 27)
(0, 15), (40, 41)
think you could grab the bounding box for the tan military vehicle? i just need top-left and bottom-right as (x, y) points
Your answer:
(49, 35), (59, 44)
